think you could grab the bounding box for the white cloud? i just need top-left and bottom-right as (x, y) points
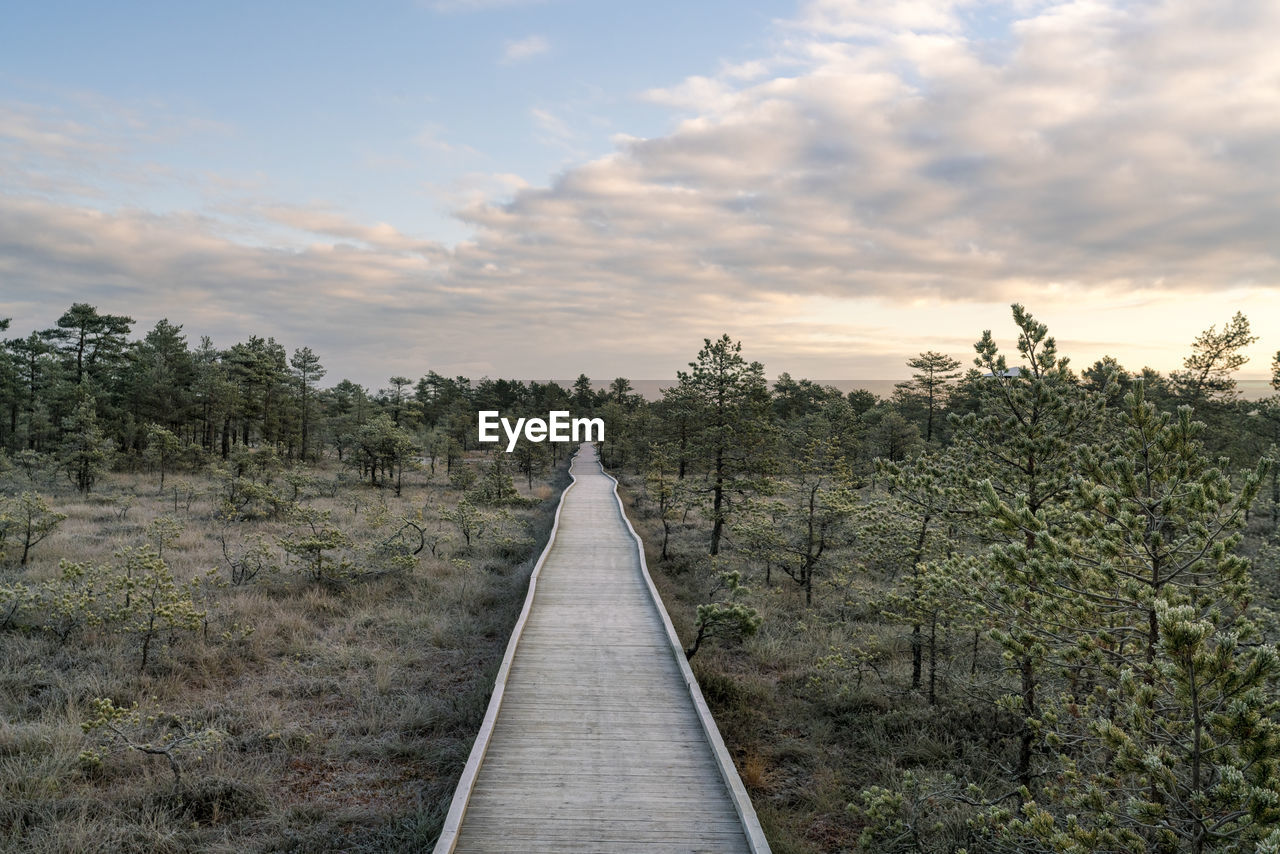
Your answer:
(529, 107), (578, 148)
(641, 76), (739, 114)
(5, 0), (1280, 382)
(790, 0), (972, 37)
(413, 125), (480, 156)
(427, 171), (530, 210)
(501, 34), (550, 64)
(720, 60), (772, 82)
(466, 0), (1280, 309)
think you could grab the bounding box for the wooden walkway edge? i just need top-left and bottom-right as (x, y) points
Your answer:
(432, 443), (771, 853)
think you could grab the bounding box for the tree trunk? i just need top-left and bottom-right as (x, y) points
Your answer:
(1018, 654), (1036, 792)
(928, 616), (938, 705)
(710, 450), (725, 555)
(911, 622), (923, 690)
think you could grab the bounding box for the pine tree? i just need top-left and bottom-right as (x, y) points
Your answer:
(876, 451), (966, 701)
(608, 377), (634, 405)
(675, 334), (771, 555)
(572, 373), (594, 408)
(984, 382), (1280, 851)
(950, 304), (1110, 792)
(226, 336), (289, 448)
(124, 319), (194, 437)
(512, 437), (551, 490)
(384, 375), (413, 427)
(103, 546), (205, 671)
(645, 448), (687, 562)
(655, 380), (701, 480)
(6, 332), (55, 451)
(278, 506), (354, 584)
(290, 347), (325, 461)
(1170, 311), (1257, 405)
(350, 414), (419, 495)
(144, 424), (183, 489)
(770, 436), (858, 605)
(43, 303), (133, 387)
(0, 491), (67, 566)
(684, 568), (762, 659)
(61, 394), (111, 494)
(895, 351), (962, 444)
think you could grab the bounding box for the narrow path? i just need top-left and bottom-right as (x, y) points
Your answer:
(435, 444), (768, 853)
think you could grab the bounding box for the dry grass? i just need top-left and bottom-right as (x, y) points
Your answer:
(0, 454), (568, 853)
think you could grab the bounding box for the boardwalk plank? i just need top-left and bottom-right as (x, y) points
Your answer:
(436, 445), (762, 853)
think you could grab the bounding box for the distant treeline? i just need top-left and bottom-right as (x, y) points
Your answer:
(1, 303), (1277, 482)
(0, 303), (609, 470)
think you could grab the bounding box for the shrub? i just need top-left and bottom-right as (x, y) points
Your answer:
(218, 530), (282, 586)
(449, 464), (478, 492)
(39, 559), (111, 643)
(277, 504), (354, 583)
(0, 491), (66, 566)
(213, 465), (289, 520)
(685, 570), (763, 659)
(103, 546), (205, 671)
(0, 580), (37, 631)
(469, 458), (527, 506)
(80, 698), (225, 787)
(439, 499), (498, 550)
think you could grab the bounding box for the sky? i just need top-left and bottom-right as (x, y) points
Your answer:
(1, 0), (1278, 389)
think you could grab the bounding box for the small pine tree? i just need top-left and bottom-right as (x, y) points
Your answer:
(80, 698), (224, 787)
(60, 395), (111, 494)
(770, 437), (858, 606)
(143, 424), (183, 489)
(103, 546), (205, 671)
(471, 456), (524, 505)
(440, 498), (489, 549)
(685, 568), (762, 659)
(278, 505), (353, 583)
(876, 451), (967, 702)
(645, 449), (684, 562)
(0, 491), (66, 566)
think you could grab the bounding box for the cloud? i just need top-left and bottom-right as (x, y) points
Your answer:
(0, 96), (216, 201)
(413, 125), (480, 156)
(720, 60), (773, 83)
(250, 204), (451, 257)
(789, 0), (973, 37)
(4, 0), (1280, 383)
(463, 0), (1280, 309)
(427, 172), (531, 210)
(501, 34), (550, 64)
(641, 76), (739, 114)
(529, 107), (572, 140)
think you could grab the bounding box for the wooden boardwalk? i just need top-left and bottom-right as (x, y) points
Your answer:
(435, 444), (769, 854)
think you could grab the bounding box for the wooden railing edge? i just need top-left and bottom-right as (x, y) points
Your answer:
(600, 453), (774, 854)
(431, 447), (581, 853)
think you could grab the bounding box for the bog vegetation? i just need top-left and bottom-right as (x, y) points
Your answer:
(601, 310), (1280, 854)
(2, 303), (1280, 853)
(0, 306), (571, 852)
